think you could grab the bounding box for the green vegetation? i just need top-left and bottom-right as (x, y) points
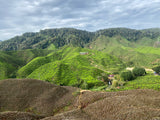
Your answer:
(22, 46), (124, 88)
(0, 28), (94, 51)
(87, 36), (160, 67)
(152, 66), (160, 74)
(120, 71), (134, 81)
(47, 44), (56, 50)
(111, 80), (118, 87)
(135, 46), (160, 55)
(0, 49), (54, 80)
(92, 74), (160, 92)
(132, 67), (146, 77)
(1, 28), (160, 51)
(107, 47), (160, 67)
(118, 75), (160, 91)
(1, 27), (160, 90)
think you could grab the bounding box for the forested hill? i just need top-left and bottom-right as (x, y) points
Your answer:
(0, 28), (94, 51)
(97, 28), (160, 42)
(1, 28), (160, 51)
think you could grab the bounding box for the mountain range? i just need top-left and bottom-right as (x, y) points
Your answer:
(0, 27), (160, 88)
(1, 28), (160, 51)
(1, 28), (160, 120)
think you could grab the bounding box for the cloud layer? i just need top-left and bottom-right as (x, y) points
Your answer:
(1, 0), (160, 40)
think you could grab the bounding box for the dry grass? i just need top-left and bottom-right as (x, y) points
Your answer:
(83, 89), (160, 120)
(41, 109), (92, 120)
(1, 79), (160, 120)
(0, 111), (44, 120)
(42, 89), (160, 120)
(0, 79), (78, 116)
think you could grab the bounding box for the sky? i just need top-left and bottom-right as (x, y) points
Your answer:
(1, 0), (160, 40)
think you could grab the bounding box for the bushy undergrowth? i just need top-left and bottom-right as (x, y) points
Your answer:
(1, 45), (159, 90)
(27, 61), (105, 89)
(0, 49), (53, 80)
(120, 75), (160, 91)
(23, 46), (125, 88)
(120, 70), (134, 81)
(152, 65), (160, 74)
(132, 67), (146, 77)
(120, 67), (146, 81)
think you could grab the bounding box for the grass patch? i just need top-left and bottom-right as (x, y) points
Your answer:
(107, 74), (160, 91)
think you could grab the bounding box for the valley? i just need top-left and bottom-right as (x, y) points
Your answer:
(0, 28), (160, 119)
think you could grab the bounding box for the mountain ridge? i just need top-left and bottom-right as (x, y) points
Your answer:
(1, 27), (160, 51)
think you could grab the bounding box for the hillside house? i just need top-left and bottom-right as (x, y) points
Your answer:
(80, 52), (88, 55)
(108, 74), (114, 79)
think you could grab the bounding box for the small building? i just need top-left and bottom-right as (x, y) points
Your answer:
(108, 74), (114, 79)
(80, 52), (88, 55)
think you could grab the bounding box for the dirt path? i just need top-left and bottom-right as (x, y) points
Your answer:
(126, 67), (154, 72)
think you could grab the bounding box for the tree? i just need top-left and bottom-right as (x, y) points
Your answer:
(97, 72), (108, 83)
(132, 67), (146, 77)
(152, 66), (160, 74)
(120, 71), (134, 81)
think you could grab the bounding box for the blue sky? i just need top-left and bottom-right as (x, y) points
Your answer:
(1, 0), (160, 40)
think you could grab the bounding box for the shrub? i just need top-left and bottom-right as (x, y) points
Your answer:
(112, 80), (118, 87)
(97, 72), (109, 82)
(80, 81), (88, 89)
(86, 80), (104, 89)
(152, 66), (160, 74)
(120, 71), (134, 81)
(117, 80), (126, 86)
(132, 67), (146, 77)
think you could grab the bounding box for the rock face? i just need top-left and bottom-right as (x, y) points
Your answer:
(1, 79), (160, 120)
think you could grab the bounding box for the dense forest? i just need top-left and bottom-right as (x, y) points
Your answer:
(1, 28), (160, 51)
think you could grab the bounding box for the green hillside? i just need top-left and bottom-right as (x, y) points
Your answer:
(86, 35), (160, 67)
(17, 46), (125, 88)
(27, 61), (105, 89)
(1, 27), (160, 90)
(0, 28), (94, 51)
(105, 47), (160, 67)
(0, 51), (23, 79)
(85, 35), (135, 51)
(135, 46), (160, 55)
(0, 62), (16, 79)
(0, 49), (53, 80)
(110, 75), (160, 91)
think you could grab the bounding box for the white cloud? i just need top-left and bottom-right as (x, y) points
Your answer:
(1, 0), (160, 40)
